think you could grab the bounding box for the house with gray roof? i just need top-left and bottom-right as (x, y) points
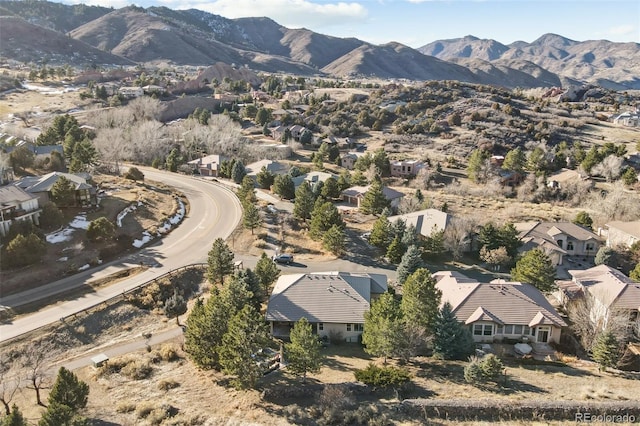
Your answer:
(265, 271), (388, 342)
(245, 160), (289, 178)
(388, 208), (450, 238)
(14, 172), (96, 206)
(515, 221), (600, 265)
(568, 265), (640, 339)
(187, 154), (227, 177)
(0, 185), (41, 237)
(291, 171), (338, 190)
(341, 185), (405, 209)
(434, 271), (566, 344)
(605, 221), (640, 249)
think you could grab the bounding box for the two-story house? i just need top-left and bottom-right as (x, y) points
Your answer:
(0, 185), (41, 237)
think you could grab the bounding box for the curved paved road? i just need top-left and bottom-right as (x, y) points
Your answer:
(0, 168), (243, 343)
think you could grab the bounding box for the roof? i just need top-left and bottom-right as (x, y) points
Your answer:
(245, 160), (289, 176)
(0, 185), (36, 205)
(515, 221), (600, 253)
(388, 208), (450, 237)
(434, 271), (567, 328)
(265, 271), (388, 324)
(569, 265), (640, 311)
(14, 172), (90, 193)
(187, 154), (225, 167)
(292, 171), (338, 187)
(606, 221), (640, 240)
(341, 185), (405, 201)
(547, 168), (588, 183)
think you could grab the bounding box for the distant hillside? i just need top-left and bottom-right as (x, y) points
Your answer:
(1, 0), (639, 89)
(0, 16), (134, 66)
(419, 33), (640, 89)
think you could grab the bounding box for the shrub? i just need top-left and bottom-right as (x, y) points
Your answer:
(318, 385), (355, 411)
(116, 403), (136, 413)
(158, 379), (180, 391)
(158, 343), (181, 362)
(354, 363), (411, 389)
(121, 359), (153, 380)
(125, 167), (145, 181)
(464, 354), (504, 384)
(136, 402), (156, 419)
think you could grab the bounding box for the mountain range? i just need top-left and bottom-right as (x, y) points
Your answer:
(1, 0), (639, 90)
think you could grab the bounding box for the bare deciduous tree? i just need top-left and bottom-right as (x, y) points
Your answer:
(568, 295), (631, 352)
(21, 342), (53, 406)
(126, 96), (162, 122)
(0, 355), (21, 415)
(592, 154), (623, 182)
(92, 127), (131, 174)
(443, 216), (477, 260)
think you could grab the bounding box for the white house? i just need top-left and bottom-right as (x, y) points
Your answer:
(0, 185), (41, 237)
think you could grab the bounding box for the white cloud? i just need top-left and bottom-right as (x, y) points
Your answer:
(608, 24), (636, 37)
(168, 0), (368, 30)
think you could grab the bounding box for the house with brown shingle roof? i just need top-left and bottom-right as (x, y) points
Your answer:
(568, 265), (640, 337)
(265, 271), (387, 342)
(605, 221), (640, 249)
(341, 185), (405, 209)
(515, 221), (601, 265)
(434, 271), (566, 344)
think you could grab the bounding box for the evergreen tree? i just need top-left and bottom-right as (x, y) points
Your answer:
(255, 252), (280, 296)
(372, 148), (391, 177)
(502, 147), (526, 173)
(359, 176), (390, 215)
(164, 291), (187, 325)
(423, 227), (445, 258)
(293, 181), (314, 222)
(231, 161), (247, 184)
(401, 268), (442, 336)
(401, 224), (420, 249)
(362, 292), (403, 363)
(511, 249), (556, 293)
(622, 167), (638, 186)
(5, 233), (46, 268)
(2, 405), (27, 426)
(629, 263), (640, 282)
(497, 223), (521, 259)
(232, 268), (263, 310)
(86, 217), (115, 242)
(309, 200), (344, 240)
(47, 367), (89, 413)
(466, 149), (490, 182)
(322, 224), (345, 256)
(255, 108), (271, 126)
(183, 298), (214, 367)
(256, 166), (275, 189)
(243, 203), (262, 235)
(321, 177), (340, 199)
(396, 245), (423, 285)
(219, 305), (270, 389)
(432, 302), (475, 360)
(591, 331), (619, 372)
(369, 215), (391, 249)
(573, 211), (594, 230)
(386, 236), (404, 264)
(337, 170), (351, 192)
(594, 246), (615, 266)
(286, 318), (323, 381)
(50, 176), (76, 207)
(237, 176), (257, 206)
(165, 148), (180, 172)
(390, 218), (407, 241)
(68, 139), (97, 173)
(37, 403), (78, 426)
(207, 238), (234, 284)
(272, 174), (295, 200)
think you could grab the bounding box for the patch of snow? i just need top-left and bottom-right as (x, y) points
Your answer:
(78, 264), (90, 271)
(157, 198), (186, 234)
(69, 214), (90, 230)
(133, 231), (153, 248)
(46, 228), (75, 244)
(58, 257), (68, 262)
(116, 203), (139, 227)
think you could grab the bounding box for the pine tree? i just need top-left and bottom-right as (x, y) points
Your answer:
(309, 200), (344, 240)
(573, 211), (593, 230)
(466, 149), (490, 182)
(184, 298), (213, 367)
(165, 148), (180, 172)
(293, 181), (314, 222)
(164, 291), (187, 325)
(396, 245), (423, 285)
(362, 292), (403, 363)
(37, 403), (77, 426)
(400, 268), (442, 336)
(594, 246), (614, 266)
(321, 177), (340, 199)
(433, 302), (475, 360)
(322, 224), (345, 256)
(286, 318), (323, 381)
(386, 236), (404, 264)
(630, 263), (640, 282)
(256, 166), (275, 189)
(219, 306), (270, 389)
(237, 176), (257, 206)
(50, 176), (76, 207)
(255, 252), (280, 296)
(360, 176), (390, 215)
(2, 405), (27, 426)
(511, 249), (556, 293)
(273, 174), (295, 200)
(232, 268), (263, 309)
(207, 238), (234, 284)
(369, 215), (391, 249)
(502, 147), (526, 173)
(591, 331), (619, 372)
(243, 203), (262, 235)
(47, 367), (89, 413)
(231, 161), (246, 184)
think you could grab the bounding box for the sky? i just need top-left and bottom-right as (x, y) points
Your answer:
(61, 0), (640, 48)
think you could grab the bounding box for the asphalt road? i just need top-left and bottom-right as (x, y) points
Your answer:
(0, 168), (243, 343)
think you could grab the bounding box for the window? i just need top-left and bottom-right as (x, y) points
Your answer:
(318, 323), (324, 331)
(473, 324), (483, 335)
(557, 240), (563, 248)
(504, 325), (514, 334)
(483, 325), (493, 336)
(346, 324), (351, 331)
(514, 325), (523, 335)
(523, 326), (530, 335)
(474, 324), (492, 336)
(586, 243), (594, 251)
(567, 241), (574, 251)
(496, 325), (504, 334)
(354, 324), (364, 332)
